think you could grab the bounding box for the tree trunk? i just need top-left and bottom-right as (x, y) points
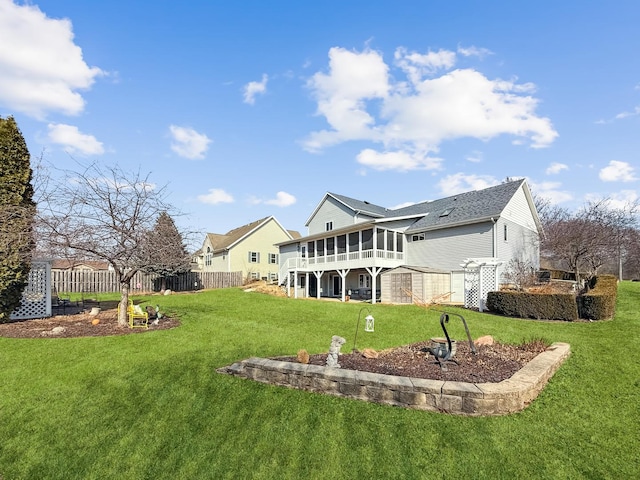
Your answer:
(118, 281), (130, 327)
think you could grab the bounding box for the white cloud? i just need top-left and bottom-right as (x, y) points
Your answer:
(0, 1), (103, 119)
(599, 160), (637, 182)
(545, 162), (569, 175)
(169, 125), (211, 159)
(47, 123), (104, 155)
(465, 150), (483, 163)
(249, 191), (297, 207)
(304, 47), (390, 152)
(394, 47), (456, 83)
(530, 180), (573, 204)
(303, 46), (558, 172)
(264, 191), (297, 207)
(197, 188), (234, 205)
(243, 74), (268, 105)
(437, 173), (499, 195)
(457, 45), (494, 59)
(606, 190), (638, 210)
(356, 148), (442, 171)
(615, 106), (640, 120)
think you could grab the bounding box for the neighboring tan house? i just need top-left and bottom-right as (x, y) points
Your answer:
(277, 179), (541, 304)
(193, 216), (300, 283)
(51, 259), (113, 272)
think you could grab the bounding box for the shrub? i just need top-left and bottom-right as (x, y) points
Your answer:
(0, 116), (35, 322)
(577, 275), (618, 320)
(486, 291), (578, 321)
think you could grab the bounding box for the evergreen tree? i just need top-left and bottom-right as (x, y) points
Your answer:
(142, 212), (191, 291)
(0, 116), (35, 322)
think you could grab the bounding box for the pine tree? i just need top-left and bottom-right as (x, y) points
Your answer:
(0, 116), (35, 322)
(142, 212), (191, 291)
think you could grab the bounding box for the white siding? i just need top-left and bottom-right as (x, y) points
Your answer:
(406, 223), (493, 271)
(496, 217), (540, 275)
(501, 185), (538, 231)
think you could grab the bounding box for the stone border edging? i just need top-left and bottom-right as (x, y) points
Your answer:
(217, 342), (570, 416)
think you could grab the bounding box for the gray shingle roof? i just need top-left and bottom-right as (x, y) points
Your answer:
(328, 180), (526, 232)
(397, 180), (525, 232)
(326, 193), (389, 218)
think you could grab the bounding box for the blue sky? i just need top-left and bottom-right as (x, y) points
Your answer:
(1, 0), (639, 242)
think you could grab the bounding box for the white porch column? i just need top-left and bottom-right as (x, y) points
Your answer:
(305, 272), (309, 299)
(293, 270), (298, 299)
(337, 269), (350, 302)
(313, 271), (324, 299)
(365, 266), (383, 305)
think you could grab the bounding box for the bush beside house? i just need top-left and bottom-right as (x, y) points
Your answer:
(487, 275), (618, 321)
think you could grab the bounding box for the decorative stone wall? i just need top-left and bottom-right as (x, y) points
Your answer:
(217, 342), (570, 416)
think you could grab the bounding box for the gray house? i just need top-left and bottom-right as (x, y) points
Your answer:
(277, 179), (541, 304)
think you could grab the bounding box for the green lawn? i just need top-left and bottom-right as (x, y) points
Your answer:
(1, 283), (639, 479)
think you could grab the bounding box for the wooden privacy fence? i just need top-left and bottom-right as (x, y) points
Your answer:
(51, 270), (243, 294)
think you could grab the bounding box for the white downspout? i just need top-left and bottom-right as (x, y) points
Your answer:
(491, 217), (497, 258)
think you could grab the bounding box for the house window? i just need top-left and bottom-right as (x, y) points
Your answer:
(205, 254), (212, 266)
(504, 225), (508, 242)
(359, 274), (371, 288)
(412, 233), (425, 242)
(326, 221), (333, 231)
(248, 251), (260, 263)
(251, 272), (259, 280)
(269, 272), (278, 281)
(269, 253), (278, 264)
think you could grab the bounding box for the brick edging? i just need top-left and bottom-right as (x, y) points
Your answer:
(217, 342), (570, 416)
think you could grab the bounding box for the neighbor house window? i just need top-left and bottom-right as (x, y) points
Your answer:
(268, 253), (278, 264)
(251, 272), (259, 280)
(248, 251), (260, 263)
(326, 221), (333, 231)
(412, 233), (425, 241)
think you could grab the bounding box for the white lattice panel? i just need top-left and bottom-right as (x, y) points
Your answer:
(10, 262), (51, 320)
(479, 265), (498, 311)
(464, 268), (479, 309)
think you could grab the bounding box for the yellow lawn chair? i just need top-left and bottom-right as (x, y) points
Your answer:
(118, 299), (149, 329)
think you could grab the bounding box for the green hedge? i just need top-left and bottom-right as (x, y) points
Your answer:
(577, 275), (618, 320)
(487, 275), (618, 321)
(486, 291), (578, 321)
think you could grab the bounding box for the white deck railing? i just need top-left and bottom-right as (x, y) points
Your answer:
(282, 249), (403, 275)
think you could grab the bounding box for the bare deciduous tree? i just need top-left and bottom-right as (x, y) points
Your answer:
(541, 198), (639, 285)
(38, 162), (177, 326)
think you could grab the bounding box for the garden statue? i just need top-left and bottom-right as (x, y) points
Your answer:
(326, 335), (346, 368)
